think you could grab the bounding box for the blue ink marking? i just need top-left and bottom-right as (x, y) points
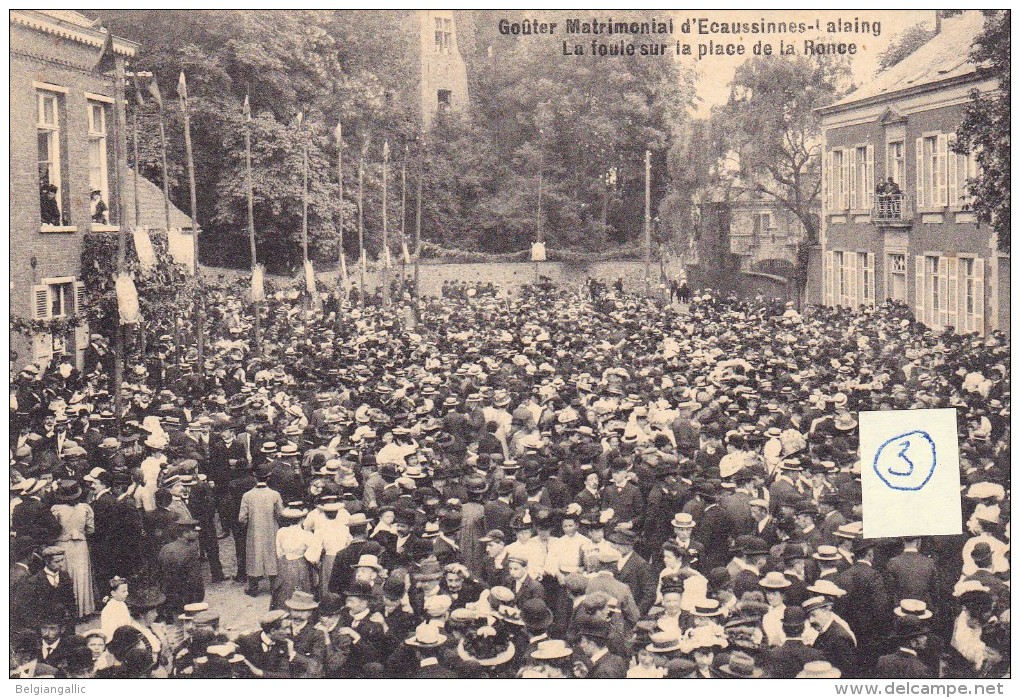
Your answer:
(873, 430), (937, 491)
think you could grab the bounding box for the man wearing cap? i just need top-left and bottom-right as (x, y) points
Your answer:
(235, 609), (311, 678)
(13, 546), (76, 629)
(577, 617), (627, 678)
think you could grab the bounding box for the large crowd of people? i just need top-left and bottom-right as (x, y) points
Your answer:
(9, 277), (1010, 679)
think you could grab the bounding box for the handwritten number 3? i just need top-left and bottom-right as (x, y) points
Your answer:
(889, 441), (914, 476)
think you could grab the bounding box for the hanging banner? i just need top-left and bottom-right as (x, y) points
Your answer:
(116, 273), (142, 325)
(401, 240), (411, 264)
(252, 264), (265, 302)
(133, 226), (157, 271)
(384, 246), (392, 270)
(166, 228), (195, 274)
(304, 259), (316, 294)
(531, 241), (547, 262)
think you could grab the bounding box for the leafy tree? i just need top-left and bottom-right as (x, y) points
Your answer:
(714, 55), (853, 295)
(953, 10), (1010, 252)
(876, 23), (937, 73)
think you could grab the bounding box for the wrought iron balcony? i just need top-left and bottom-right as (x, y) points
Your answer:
(872, 193), (911, 223)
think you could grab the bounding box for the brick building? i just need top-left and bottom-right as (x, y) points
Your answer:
(10, 11), (138, 369)
(816, 11), (1008, 336)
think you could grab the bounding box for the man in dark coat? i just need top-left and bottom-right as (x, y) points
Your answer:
(834, 539), (891, 672)
(578, 618), (628, 678)
(11, 485), (60, 545)
(483, 480), (515, 538)
(885, 537), (940, 606)
(12, 547), (77, 630)
(86, 470), (118, 589)
(599, 463), (644, 532)
(608, 527), (657, 615)
(236, 610), (313, 678)
(693, 485), (730, 572)
(187, 476), (225, 582)
(156, 520), (205, 620)
(762, 607), (826, 678)
(874, 616), (933, 679)
(328, 515), (385, 596)
(806, 597), (858, 678)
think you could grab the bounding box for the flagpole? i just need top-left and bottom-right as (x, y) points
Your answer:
(130, 71), (144, 365)
(382, 140), (390, 309)
(400, 144), (408, 295)
(178, 71), (204, 384)
(150, 79), (182, 370)
(335, 123), (347, 305)
(644, 149), (651, 295)
(414, 139), (424, 303)
(243, 95), (262, 354)
(357, 139), (368, 309)
(112, 51), (129, 429)
(300, 114), (309, 300)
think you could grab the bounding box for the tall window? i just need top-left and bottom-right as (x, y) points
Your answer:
(435, 17), (452, 54)
(87, 101), (110, 223)
(831, 150), (844, 210)
(917, 134), (949, 208)
(858, 252), (874, 305)
(834, 251), (846, 300)
(887, 141), (904, 185)
(37, 90), (66, 226)
(855, 145), (869, 208)
(887, 253), (907, 302)
(926, 255), (941, 317)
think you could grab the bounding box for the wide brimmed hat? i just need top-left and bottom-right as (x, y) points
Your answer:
(690, 599), (724, 617)
(719, 651), (763, 678)
(456, 626), (516, 667)
(530, 639), (573, 660)
(759, 571), (792, 589)
(645, 631), (684, 654)
(405, 623), (446, 648)
(520, 598), (553, 630)
(352, 554), (383, 571)
(894, 599), (933, 620)
(797, 660), (841, 678)
(53, 479), (83, 503)
(284, 590), (319, 611)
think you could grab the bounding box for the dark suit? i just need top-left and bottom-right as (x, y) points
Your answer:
(875, 649), (932, 679)
(483, 499), (514, 538)
(693, 503), (730, 572)
(328, 539), (385, 596)
(235, 631), (311, 678)
(12, 569), (77, 628)
(507, 574), (546, 606)
(885, 549), (939, 606)
(290, 622), (326, 677)
(813, 621), (857, 677)
(589, 651), (629, 678)
(763, 639), (826, 678)
(11, 497), (60, 544)
(834, 561), (891, 665)
(719, 490), (755, 537)
(616, 552), (657, 615)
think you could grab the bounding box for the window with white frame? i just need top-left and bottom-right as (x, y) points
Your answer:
(887, 253), (907, 302)
(88, 101), (110, 223)
(957, 256), (985, 333)
(951, 147), (979, 209)
(858, 252), (874, 305)
(31, 278), (87, 365)
(37, 90), (67, 226)
(854, 145), (871, 210)
(828, 149), (845, 211)
(834, 250), (846, 301)
(887, 141), (904, 186)
(435, 17), (452, 54)
(916, 133), (949, 208)
(927, 255), (941, 317)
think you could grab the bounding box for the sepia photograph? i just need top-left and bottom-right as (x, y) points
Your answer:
(8, 7), (1010, 685)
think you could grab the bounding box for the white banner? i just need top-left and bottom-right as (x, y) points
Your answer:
(251, 264), (265, 302)
(531, 241), (547, 261)
(115, 273), (142, 325)
(166, 228), (195, 274)
(132, 226), (157, 271)
(304, 259), (316, 294)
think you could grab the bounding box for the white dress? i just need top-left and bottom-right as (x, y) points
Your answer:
(100, 598), (132, 640)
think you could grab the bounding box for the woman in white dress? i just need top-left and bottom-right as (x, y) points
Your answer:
(50, 480), (95, 616)
(100, 577), (132, 640)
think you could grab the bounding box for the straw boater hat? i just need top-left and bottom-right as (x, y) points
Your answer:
(405, 623), (446, 648)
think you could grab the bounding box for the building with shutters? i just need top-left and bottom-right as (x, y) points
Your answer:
(10, 11), (138, 370)
(416, 10), (470, 128)
(815, 11), (1008, 336)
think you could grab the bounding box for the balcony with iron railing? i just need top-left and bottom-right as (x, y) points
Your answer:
(872, 193), (912, 225)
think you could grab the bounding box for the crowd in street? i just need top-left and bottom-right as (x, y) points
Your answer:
(9, 278), (1010, 679)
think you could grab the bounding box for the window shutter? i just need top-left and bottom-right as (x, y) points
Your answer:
(73, 280), (87, 314)
(948, 143), (959, 209)
(947, 257), (959, 331)
(824, 151), (831, 212)
(936, 134), (949, 207)
(73, 280), (89, 367)
(33, 285), (50, 320)
(937, 257), (949, 328)
(825, 250), (834, 306)
(849, 148), (858, 211)
(915, 138), (925, 209)
(915, 255), (926, 323)
(973, 258), (985, 335)
(846, 252), (857, 307)
(866, 145), (875, 208)
(866, 252), (875, 305)
(841, 150), (850, 210)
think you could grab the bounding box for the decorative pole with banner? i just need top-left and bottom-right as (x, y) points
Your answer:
(148, 77), (182, 367)
(107, 35), (128, 426)
(381, 140), (390, 308)
(298, 111), (311, 312)
(335, 122), (348, 303)
(243, 94), (262, 353)
(644, 149), (651, 295)
(357, 138), (369, 308)
(178, 70), (204, 383)
(414, 139), (424, 303)
(130, 71), (146, 364)
(400, 143), (408, 293)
